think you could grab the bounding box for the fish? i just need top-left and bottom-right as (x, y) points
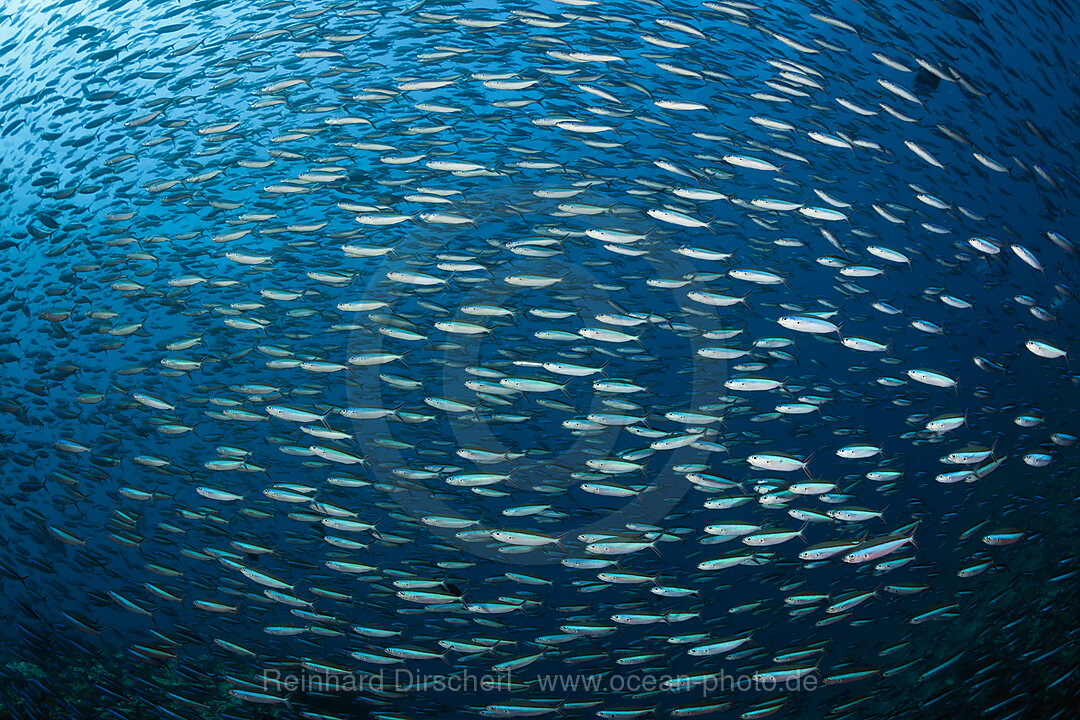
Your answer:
(0, 1), (1077, 720)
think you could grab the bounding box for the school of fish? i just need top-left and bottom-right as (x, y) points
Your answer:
(0, 0), (1078, 718)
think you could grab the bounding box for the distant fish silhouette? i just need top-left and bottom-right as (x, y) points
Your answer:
(935, 0), (984, 24)
(914, 67), (942, 99)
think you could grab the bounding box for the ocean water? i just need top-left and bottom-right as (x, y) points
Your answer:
(0, 0), (1078, 718)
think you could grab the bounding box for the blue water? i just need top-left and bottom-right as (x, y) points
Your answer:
(0, 0), (1078, 718)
